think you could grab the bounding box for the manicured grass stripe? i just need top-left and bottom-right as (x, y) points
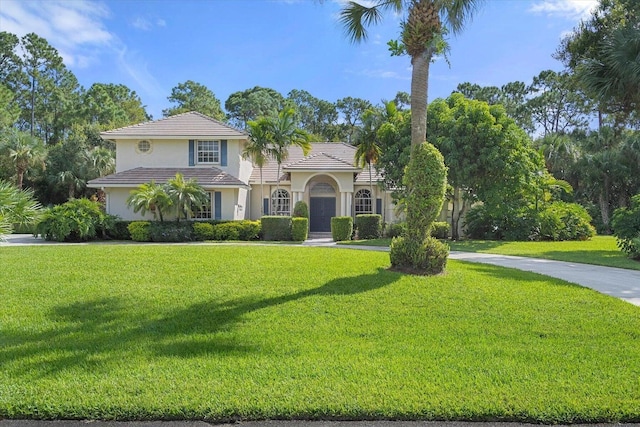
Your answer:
(0, 245), (639, 422)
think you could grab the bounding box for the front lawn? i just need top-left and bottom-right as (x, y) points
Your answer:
(340, 236), (640, 271)
(1, 245), (639, 422)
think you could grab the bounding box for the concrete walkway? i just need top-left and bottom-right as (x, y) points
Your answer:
(3, 234), (640, 306)
(303, 237), (640, 307)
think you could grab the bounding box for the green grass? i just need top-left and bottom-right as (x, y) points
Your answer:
(340, 236), (640, 271)
(1, 245), (639, 422)
(448, 236), (640, 271)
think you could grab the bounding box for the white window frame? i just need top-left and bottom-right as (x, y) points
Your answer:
(271, 189), (290, 216)
(193, 192), (212, 220)
(197, 140), (220, 164)
(355, 189), (373, 214)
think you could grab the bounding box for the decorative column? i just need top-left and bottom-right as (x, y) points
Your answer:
(346, 192), (353, 217)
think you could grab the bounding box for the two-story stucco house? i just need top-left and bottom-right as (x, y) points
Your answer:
(88, 111), (398, 232)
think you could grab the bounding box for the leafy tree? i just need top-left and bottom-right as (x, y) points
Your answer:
(225, 86), (286, 129)
(428, 93), (544, 239)
(336, 96), (373, 143)
(0, 129), (46, 189)
(0, 84), (20, 130)
(376, 101), (411, 194)
(83, 83), (149, 128)
(526, 70), (591, 136)
(126, 181), (173, 222)
(0, 32), (26, 95)
(287, 89), (339, 141)
(244, 117), (272, 215)
(165, 173), (209, 222)
(163, 80), (225, 120)
(354, 109), (382, 198)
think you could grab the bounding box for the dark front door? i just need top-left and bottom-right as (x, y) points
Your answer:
(310, 197), (336, 232)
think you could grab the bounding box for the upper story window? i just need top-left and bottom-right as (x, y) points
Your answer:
(197, 140), (220, 164)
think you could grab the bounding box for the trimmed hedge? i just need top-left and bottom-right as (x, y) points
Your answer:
(212, 222), (240, 241)
(293, 201), (309, 218)
(291, 217), (309, 242)
(148, 221), (193, 242)
(193, 222), (214, 241)
(355, 214), (382, 240)
(108, 220), (132, 240)
(331, 216), (353, 242)
(390, 236), (449, 275)
(261, 216), (292, 241)
(128, 221), (151, 242)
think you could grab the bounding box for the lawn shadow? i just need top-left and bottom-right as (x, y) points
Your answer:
(0, 269), (399, 372)
(447, 240), (508, 252)
(152, 267), (399, 357)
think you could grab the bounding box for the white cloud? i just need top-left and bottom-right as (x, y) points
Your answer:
(0, 0), (164, 100)
(0, 0), (112, 68)
(348, 68), (410, 80)
(529, 0), (598, 21)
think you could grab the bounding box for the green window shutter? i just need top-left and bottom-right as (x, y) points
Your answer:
(376, 198), (382, 215)
(220, 140), (227, 166)
(214, 191), (222, 220)
(263, 198), (269, 215)
(188, 140), (195, 166)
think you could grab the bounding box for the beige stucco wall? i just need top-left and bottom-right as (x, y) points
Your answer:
(104, 187), (240, 221)
(114, 138), (252, 184)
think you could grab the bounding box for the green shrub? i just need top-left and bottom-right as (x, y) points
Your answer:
(236, 220), (261, 241)
(355, 214), (382, 240)
(612, 194), (640, 259)
(465, 202), (595, 241)
(389, 236), (449, 275)
(385, 222), (406, 238)
(331, 216), (353, 241)
(36, 198), (111, 242)
(292, 201), (309, 218)
(148, 221), (193, 242)
(261, 216), (292, 241)
(539, 202), (595, 241)
(212, 222), (241, 241)
(404, 142), (447, 240)
(291, 217), (309, 242)
(128, 221), (151, 242)
(108, 220), (132, 240)
(193, 222), (214, 241)
(430, 221), (451, 239)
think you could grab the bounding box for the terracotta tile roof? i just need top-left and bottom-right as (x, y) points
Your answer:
(88, 167), (248, 188)
(100, 111), (247, 139)
(249, 142), (383, 184)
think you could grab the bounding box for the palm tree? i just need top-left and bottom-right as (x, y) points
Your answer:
(126, 181), (173, 222)
(244, 117), (272, 215)
(340, 0), (483, 148)
(0, 180), (42, 239)
(87, 146), (115, 178)
(55, 170), (85, 199)
(267, 108), (311, 211)
(354, 109), (382, 199)
(1, 130), (46, 189)
(165, 173), (209, 222)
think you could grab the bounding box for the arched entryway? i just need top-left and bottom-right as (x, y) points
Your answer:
(308, 180), (337, 232)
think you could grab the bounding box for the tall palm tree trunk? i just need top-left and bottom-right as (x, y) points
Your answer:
(260, 167), (264, 216)
(410, 51), (432, 147)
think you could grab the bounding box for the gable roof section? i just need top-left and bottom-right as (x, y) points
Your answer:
(100, 111), (247, 139)
(88, 167), (248, 188)
(284, 152), (360, 171)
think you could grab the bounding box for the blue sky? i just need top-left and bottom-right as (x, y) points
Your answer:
(1, 0), (597, 120)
